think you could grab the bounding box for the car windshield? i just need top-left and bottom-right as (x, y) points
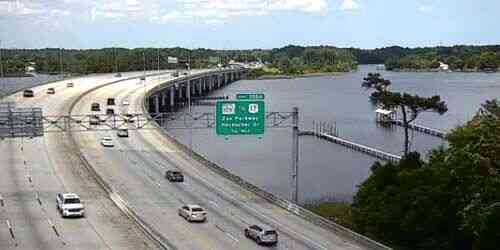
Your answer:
(191, 207), (204, 212)
(64, 198), (80, 204)
(264, 230), (277, 235)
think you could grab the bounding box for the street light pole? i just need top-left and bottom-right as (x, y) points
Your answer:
(291, 107), (299, 204)
(0, 40), (4, 95)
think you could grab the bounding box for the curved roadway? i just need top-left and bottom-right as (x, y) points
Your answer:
(0, 72), (163, 250)
(70, 73), (368, 250)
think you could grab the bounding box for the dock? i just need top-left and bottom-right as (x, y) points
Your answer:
(300, 131), (402, 164)
(389, 120), (445, 138)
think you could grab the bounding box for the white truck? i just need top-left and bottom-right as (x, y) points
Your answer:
(56, 193), (85, 218)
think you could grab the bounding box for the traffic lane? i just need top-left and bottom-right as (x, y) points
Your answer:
(0, 138), (70, 250)
(89, 78), (307, 249)
(75, 138), (238, 250)
(73, 83), (242, 250)
(8, 74), (161, 249)
(124, 79), (365, 249)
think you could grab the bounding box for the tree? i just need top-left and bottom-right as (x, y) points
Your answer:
(353, 99), (500, 250)
(478, 52), (499, 71)
(362, 73), (448, 156)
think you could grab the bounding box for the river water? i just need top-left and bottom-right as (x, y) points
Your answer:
(168, 65), (500, 204)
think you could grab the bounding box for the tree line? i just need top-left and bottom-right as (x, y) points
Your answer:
(352, 45), (500, 71)
(0, 45), (358, 76)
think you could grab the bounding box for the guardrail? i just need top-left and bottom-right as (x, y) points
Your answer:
(144, 74), (392, 250)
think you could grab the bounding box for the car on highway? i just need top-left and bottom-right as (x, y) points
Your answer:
(115, 72), (122, 77)
(23, 89), (34, 97)
(67, 82), (74, 87)
(101, 136), (114, 147)
(244, 224), (279, 246)
(91, 102), (100, 111)
(106, 108), (115, 115)
(56, 193), (85, 218)
(140, 76), (146, 81)
(47, 88), (55, 94)
(124, 113), (135, 123)
(165, 170), (184, 182)
(117, 129), (129, 138)
(178, 205), (207, 222)
(107, 98), (115, 106)
(171, 71), (179, 77)
(122, 100), (130, 106)
(89, 115), (100, 125)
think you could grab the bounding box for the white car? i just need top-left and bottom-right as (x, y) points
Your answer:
(122, 100), (130, 106)
(56, 193), (85, 218)
(101, 136), (114, 147)
(244, 224), (279, 246)
(178, 205), (207, 222)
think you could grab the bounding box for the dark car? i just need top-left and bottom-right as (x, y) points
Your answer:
(106, 108), (115, 115)
(23, 89), (34, 97)
(117, 129), (129, 138)
(107, 98), (115, 106)
(165, 170), (184, 182)
(47, 88), (55, 94)
(91, 103), (100, 111)
(89, 115), (100, 125)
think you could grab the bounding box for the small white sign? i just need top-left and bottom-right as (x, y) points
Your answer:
(248, 103), (259, 114)
(222, 103), (236, 115)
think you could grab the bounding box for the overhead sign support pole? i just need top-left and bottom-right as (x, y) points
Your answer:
(291, 107), (299, 204)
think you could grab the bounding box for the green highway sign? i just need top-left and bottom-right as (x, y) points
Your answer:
(216, 101), (265, 135)
(236, 93), (265, 100)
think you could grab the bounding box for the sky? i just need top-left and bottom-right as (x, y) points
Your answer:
(0, 0), (499, 49)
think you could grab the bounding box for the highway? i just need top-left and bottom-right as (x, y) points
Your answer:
(0, 72), (163, 250)
(69, 72), (368, 250)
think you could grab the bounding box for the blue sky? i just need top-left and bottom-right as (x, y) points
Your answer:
(0, 0), (499, 49)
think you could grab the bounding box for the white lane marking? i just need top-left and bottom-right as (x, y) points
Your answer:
(209, 201), (219, 208)
(225, 232), (239, 242)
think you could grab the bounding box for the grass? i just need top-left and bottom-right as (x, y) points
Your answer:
(306, 202), (356, 230)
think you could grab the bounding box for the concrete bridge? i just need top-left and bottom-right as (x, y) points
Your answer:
(146, 68), (245, 113)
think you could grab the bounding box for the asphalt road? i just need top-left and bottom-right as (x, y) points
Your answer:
(70, 72), (368, 250)
(0, 72), (165, 250)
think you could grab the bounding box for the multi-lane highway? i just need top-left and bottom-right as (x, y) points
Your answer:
(1, 70), (372, 250)
(0, 72), (161, 250)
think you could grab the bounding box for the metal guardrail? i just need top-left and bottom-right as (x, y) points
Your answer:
(143, 74), (392, 250)
(389, 120), (446, 138)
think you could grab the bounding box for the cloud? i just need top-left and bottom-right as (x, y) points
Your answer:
(155, 0), (329, 25)
(340, 0), (359, 11)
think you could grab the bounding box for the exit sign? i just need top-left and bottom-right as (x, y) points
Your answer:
(216, 101), (265, 135)
(236, 93), (265, 100)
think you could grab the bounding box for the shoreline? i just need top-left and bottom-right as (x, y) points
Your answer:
(256, 72), (344, 80)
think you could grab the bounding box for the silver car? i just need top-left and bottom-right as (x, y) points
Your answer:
(178, 205), (207, 222)
(244, 224), (278, 246)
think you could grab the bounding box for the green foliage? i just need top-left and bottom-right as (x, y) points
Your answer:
(0, 45), (357, 75)
(306, 202), (355, 230)
(353, 99), (500, 250)
(362, 73), (448, 155)
(368, 45), (500, 71)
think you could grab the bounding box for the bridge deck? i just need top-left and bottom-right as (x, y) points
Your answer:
(300, 131), (402, 164)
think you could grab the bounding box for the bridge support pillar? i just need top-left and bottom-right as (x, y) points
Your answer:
(153, 95), (160, 114)
(170, 87), (175, 110)
(178, 83), (183, 100)
(217, 75), (222, 88)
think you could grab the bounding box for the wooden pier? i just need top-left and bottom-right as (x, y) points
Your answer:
(300, 131), (402, 164)
(389, 120), (446, 138)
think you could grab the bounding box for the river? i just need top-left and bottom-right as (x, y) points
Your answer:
(168, 65), (500, 204)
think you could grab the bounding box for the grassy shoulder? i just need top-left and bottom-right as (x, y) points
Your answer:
(305, 202), (355, 230)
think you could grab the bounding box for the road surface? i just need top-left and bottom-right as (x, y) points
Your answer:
(70, 72), (368, 250)
(0, 72), (166, 250)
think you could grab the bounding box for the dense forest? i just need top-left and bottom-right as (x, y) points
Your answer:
(353, 99), (500, 250)
(351, 45), (500, 71)
(0, 45), (357, 76)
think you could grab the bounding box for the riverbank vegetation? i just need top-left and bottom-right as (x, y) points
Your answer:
(0, 45), (357, 76)
(310, 99), (500, 250)
(352, 45), (500, 72)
